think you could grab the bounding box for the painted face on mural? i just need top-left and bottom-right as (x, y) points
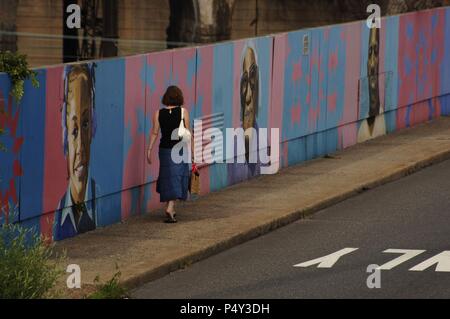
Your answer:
(367, 27), (380, 120)
(66, 69), (93, 204)
(240, 47), (259, 161)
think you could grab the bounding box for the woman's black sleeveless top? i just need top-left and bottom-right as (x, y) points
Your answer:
(159, 107), (182, 149)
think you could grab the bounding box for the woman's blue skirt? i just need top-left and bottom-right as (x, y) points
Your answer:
(156, 147), (190, 202)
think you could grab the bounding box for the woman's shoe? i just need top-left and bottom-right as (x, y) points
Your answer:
(164, 211), (177, 223)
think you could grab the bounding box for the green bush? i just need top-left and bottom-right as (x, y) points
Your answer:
(0, 222), (64, 299)
(0, 50), (39, 103)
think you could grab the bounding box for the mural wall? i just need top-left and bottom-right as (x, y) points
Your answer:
(1, 7), (450, 241)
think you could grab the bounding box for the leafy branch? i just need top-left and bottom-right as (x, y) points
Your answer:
(0, 50), (39, 103)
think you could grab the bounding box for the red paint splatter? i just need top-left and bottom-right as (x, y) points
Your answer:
(13, 160), (23, 176)
(308, 105), (321, 128)
(328, 50), (338, 71)
(292, 62), (302, 82)
(328, 93), (337, 112)
(291, 103), (301, 125)
(0, 88), (23, 223)
(306, 74), (311, 86)
(319, 88), (324, 102)
(13, 137), (24, 154)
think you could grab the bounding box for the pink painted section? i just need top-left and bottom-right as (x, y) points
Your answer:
(195, 45), (214, 195)
(340, 122), (358, 149)
(397, 12), (418, 128)
(409, 101), (429, 126)
(144, 50), (173, 212)
(430, 8), (446, 102)
(292, 62), (302, 82)
(432, 96), (442, 118)
(122, 56), (146, 220)
(416, 10), (433, 101)
(338, 22), (360, 147)
(172, 47), (196, 113)
(41, 66), (66, 241)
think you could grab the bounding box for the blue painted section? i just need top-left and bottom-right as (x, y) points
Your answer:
(325, 127), (339, 154)
(313, 28), (328, 133)
(210, 43), (234, 192)
(326, 25), (346, 129)
(283, 29), (311, 141)
(442, 8), (450, 96)
(287, 137), (306, 166)
(90, 59), (125, 226)
(96, 192), (122, 227)
(384, 15), (400, 112)
(385, 109), (398, 133)
(440, 94), (450, 116)
(305, 134), (317, 161)
(315, 131), (327, 158)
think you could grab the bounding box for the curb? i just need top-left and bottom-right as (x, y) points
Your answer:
(122, 147), (450, 291)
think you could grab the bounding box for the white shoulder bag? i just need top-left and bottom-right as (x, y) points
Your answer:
(178, 107), (191, 142)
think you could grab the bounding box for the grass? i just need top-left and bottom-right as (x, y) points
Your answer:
(87, 270), (129, 299)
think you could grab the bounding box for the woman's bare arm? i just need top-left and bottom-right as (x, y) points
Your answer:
(183, 107), (194, 163)
(147, 110), (160, 164)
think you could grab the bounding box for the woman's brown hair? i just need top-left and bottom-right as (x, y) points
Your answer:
(162, 85), (184, 106)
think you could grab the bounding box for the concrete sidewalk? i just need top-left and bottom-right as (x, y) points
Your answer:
(56, 117), (450, 298)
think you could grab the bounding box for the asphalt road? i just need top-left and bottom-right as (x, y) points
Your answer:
(132, 159), (450, 299)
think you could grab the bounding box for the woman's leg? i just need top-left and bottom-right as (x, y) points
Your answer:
(166, 200), (175, 214)
(165, 200), (177, 223)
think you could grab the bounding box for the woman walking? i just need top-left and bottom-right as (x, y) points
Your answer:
(147, 86), (191, 223)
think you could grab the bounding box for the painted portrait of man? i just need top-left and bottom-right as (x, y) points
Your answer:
(53, 63), (98, 241)
(226, 43), (262, 185)
(357, 27), (386, 143)
(240, 46), (259, 164)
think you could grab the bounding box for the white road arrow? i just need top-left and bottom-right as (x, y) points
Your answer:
(293, 248), (359, 269)
(377, 249), (426, 270)
(409, 251), (450, 272)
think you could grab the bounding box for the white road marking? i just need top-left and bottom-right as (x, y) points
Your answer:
(293, 248), (359, 268)
(294, 248), (450, 273)
(409, 251), (450, 272)
(377, 249), (426, 270)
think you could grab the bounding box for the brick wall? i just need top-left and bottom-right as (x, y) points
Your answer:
(117, 0), (169, 56)
(2, 0), (449, 67)
(5, 0), (170, 67)
(230, 0), (389, 40)
(0, 0), (18, 52)
(15, 0), (63, 67)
